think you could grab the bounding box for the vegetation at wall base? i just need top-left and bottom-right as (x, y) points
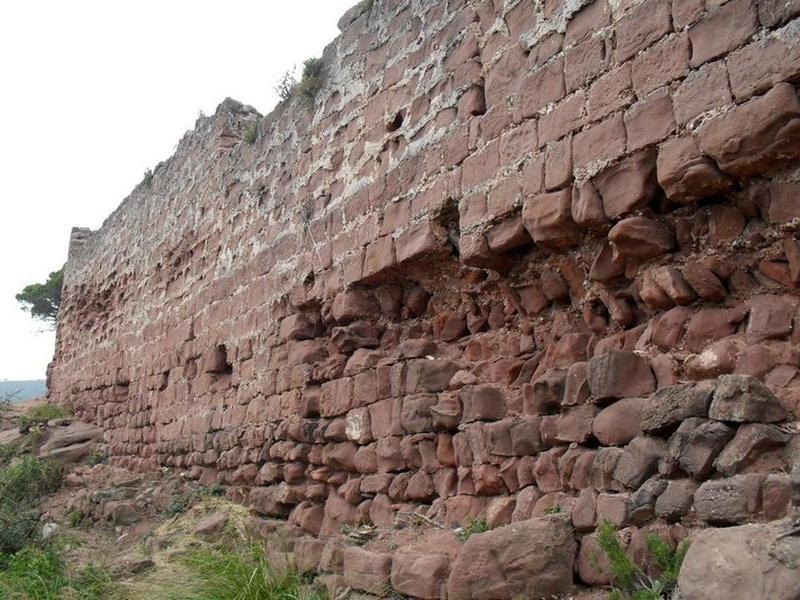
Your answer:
(595, 518), (688, 600)
(0, 544), (117, 600)
(141, 544), (326, 600)
(455, 517), (489, 542)
(16, 404), (71, 431)
(0, 456), (63, 554)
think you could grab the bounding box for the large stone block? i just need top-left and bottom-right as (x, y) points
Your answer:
(694, 474), (765, 524)
(698, 82), (800, 177)
(640, 381), (714, 433)
(587, 351), (655, 400)
(709, 374), (789, 423)
(679, 523), (800, 600)
(447, 517), (576, 600)
(522, 189), (583, 248)
(343, 547), (392, 595)
(391, 550), (450, 600)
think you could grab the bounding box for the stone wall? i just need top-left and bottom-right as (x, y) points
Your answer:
(51, 0), (800, 591)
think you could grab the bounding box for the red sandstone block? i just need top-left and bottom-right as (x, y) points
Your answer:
(697, 82), (800, 177)
(758, 0), (800, 26)
(485, 44), (527, 109)
(442, 123), (470, 168)
(319, 378), (354, 418)
(481, 105), (515, 143)
(587, 64), (633, 122)
(505, 0), (537, 38)
(396, 221), (443, 263)
(391, 551), (450, 600)
(533, 32), (565, 66)
(572, 113), (626, 172)
(673, 60), (733, 126)
(499, 119), (537, 166)
(522, 154), (544, 195)
(353, 369), (378, 407)
(656, 135), (732, 204)
(544, 137), (573, 191)
(565, 0), (611, 46)
(459, 384), (507, 423)
(459, 191), (487, 231)
(343, 547), (392, 595)
(631, 33), (690, 97)
(522, 189), (582, 247)
(624, 88), (675, 151)
(538, 91), (586, 145)
(458, 84), (487, 118)
(411, 179), (448, 217)
(488, 175), (521, 219)
(615, 0), (672, 63)
(689, 0), (758, 67)
(460, 229), (511, 270)
(673, 0), (705, 28)
(380, 199), (409, 236)
(461, 139), (500, 191)
(727, 26), (800, 102)
(516, 59), (565, 119)
(363, 236), (396, 278)
(564, 35), (610, 93)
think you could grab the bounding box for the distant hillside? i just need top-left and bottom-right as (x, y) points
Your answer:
(0, 380), (46, 402)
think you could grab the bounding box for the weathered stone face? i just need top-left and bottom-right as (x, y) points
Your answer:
(48, 0), (800, 593)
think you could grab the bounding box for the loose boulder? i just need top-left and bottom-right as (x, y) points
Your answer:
(391, 550), (450, 599)
(447, 517), (576, 600)
(37, 421), (102, 464)
(679, 522), (800, 600)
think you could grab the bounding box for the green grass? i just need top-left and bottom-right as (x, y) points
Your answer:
(297, 58), (323, 107)
(0, 443), (18, 465)
(595, 519), (689, 600)
(0, 456), (114, 600)
(243, 122), (258, 144)
(16, 404), (71, 431)
(165, 493), (192, 517)
(0, 545), (116, 600)
(139, 544), (326, 600)
(142, 169), (154, 188)
(67, 510), (84, 528)
(0, 456), (63, 554)
(0, 455), (62, 504)
(84, 449), (108, 467)
(456, 517), (489, 542)
(199, 483), (225, 498)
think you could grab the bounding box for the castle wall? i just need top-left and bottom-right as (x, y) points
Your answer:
(51, 0), (800, 573)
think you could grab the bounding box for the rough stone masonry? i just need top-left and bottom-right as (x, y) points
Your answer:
(50, 0), (800, 596)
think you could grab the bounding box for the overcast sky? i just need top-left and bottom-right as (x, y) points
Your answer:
(0, 0), (355, 381)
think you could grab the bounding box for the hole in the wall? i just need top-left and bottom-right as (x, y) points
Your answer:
(217, 344), (233, 375)
(386, 110), (405, 132)
(208, 344), (234, 376)
(434, 197), (461, 258)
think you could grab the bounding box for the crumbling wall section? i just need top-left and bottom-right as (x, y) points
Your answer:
(52, 0), (800, 588)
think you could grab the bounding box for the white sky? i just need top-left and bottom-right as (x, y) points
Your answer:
(0, 0), (355, 381)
